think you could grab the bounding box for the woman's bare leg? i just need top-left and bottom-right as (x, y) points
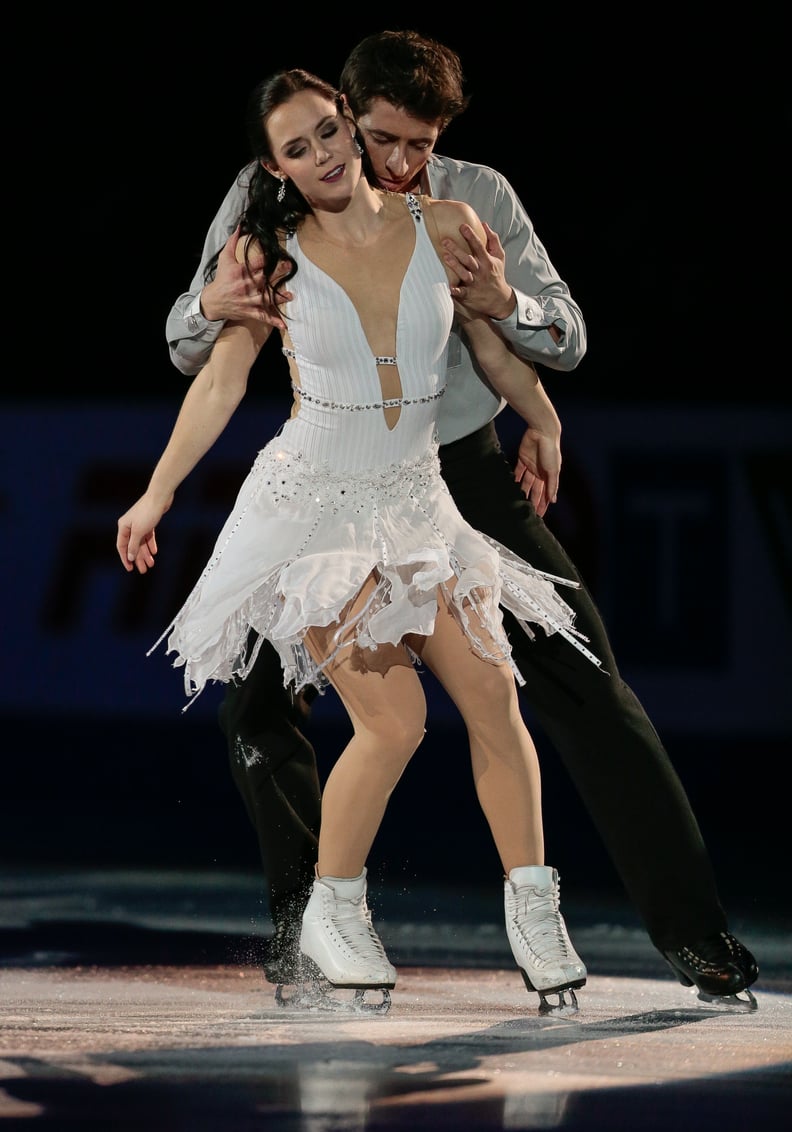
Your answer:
(303, 580), (428, 878)
(414, 591), (586, 1006)
(412, 591), (544, 872)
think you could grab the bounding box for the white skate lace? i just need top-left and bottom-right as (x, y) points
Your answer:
(330, 902), (389, 962)
(510, 887), (576, 967)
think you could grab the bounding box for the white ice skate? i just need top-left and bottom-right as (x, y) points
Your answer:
(291, 869), (396, 1013)
(504, 865), (587, 1013)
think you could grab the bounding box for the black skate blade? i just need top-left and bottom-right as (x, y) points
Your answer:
(538, 987), (580, 1015)
(694, 986), (758, 1012)
(518, 967), (584, 1014)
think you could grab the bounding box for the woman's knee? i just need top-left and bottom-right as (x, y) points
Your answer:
(365, 701), (427, 759)
(335, 660), (427, 760)
(459, 659), (520, 730)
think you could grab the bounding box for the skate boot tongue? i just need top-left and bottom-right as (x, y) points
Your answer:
(508, 865), (557, 891)
(319, 870), (367, 902)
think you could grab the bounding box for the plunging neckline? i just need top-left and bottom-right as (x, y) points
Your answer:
(290, 197), (418, 366)
(288, 196), (420, 432)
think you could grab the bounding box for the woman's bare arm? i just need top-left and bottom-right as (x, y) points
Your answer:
(117, 314), (273, 574)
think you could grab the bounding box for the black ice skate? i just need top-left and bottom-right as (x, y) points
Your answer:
(504, 865), (587, 1013)
(263, 894), (304, 991)
(663, 931), (759, 1011)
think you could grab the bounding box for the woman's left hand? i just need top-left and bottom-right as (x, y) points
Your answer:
(514, 426), (561, 516)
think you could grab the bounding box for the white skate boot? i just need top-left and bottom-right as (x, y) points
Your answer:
(296, 868), (396, 1013)
(504, 865), (587, 1013)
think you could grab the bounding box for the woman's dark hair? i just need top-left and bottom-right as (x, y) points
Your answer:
(205, 69), (365, 310)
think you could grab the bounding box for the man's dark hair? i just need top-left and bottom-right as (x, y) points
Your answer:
(339, 30), (470, 127)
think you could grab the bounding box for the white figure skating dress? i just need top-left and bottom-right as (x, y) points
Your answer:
(156, 194), (600, 704)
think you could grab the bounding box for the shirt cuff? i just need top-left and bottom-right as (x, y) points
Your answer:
(496, 292), (545, 329)
(185, 293), (223, 335)
(492, 302), (519, 329)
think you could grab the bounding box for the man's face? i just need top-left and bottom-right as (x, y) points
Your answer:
(354, 98), (442, 195)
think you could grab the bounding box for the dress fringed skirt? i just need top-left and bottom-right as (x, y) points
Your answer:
(151, 195), (601, 706)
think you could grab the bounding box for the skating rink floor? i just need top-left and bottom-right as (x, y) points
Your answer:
(0, 867), (789, 1131)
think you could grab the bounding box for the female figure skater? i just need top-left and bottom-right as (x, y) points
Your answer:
(117, 69), (601, 1012)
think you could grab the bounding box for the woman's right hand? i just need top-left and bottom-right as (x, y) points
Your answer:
(116, 492), (174, 574)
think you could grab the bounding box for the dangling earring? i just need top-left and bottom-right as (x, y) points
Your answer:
(277, 177), (286, 204)
(354, 137), (364, 155)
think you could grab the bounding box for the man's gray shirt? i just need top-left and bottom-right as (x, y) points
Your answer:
(165, 154), (586, 445)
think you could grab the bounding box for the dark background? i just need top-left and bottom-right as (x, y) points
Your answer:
(5, 9), (790, 927)
(33, 7), (788, 407)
